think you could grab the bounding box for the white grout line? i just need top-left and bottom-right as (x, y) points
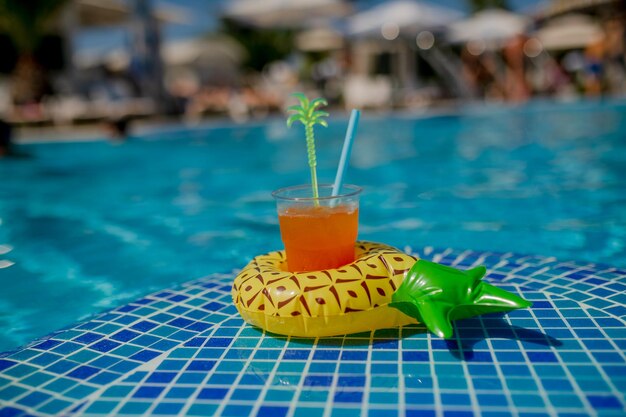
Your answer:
(548, 295), (624, 413)
(248, 331), (295, 417)
(482, 314), (519, 417)
(454, 330), (479, 417)
(51, 279), (235, 416)
(422, 330), (442, 417)
(185, 315), (249, 417)
(360, 332), (374, 417)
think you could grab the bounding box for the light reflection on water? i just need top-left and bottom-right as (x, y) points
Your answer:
(0, 100), (624, 352)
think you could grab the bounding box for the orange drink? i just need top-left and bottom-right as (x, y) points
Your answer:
(273, 184), (361, 272)
(278, 205), (359, 271)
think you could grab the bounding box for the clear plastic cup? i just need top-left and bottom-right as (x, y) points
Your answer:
(272, 184), (361, 272)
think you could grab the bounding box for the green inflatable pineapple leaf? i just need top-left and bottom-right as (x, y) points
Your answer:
(390, 260), (532, 339)
(286, 92), (329, 201)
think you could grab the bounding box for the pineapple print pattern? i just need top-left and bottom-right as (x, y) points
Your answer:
(233, 242), (416, 318)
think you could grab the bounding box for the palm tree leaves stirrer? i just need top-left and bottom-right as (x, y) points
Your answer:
(286, 93), (329, 204)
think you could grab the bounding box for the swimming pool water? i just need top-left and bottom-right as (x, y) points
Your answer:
(0, 100), (624, 352)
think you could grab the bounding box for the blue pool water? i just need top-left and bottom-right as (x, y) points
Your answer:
(1, 100), (625, 352)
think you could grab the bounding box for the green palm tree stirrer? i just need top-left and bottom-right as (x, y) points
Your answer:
(287, 93), (329, 205)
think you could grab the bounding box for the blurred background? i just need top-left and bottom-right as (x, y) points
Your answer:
(0, 0), (624, 135)
(1, 0), (626, 352)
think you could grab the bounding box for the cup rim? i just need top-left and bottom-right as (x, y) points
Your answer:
(272, 183), (362, 202)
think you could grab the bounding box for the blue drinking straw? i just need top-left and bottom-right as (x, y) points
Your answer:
(332, 109), (361, 197)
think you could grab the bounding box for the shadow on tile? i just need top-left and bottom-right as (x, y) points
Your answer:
(445, 313), (562, 360)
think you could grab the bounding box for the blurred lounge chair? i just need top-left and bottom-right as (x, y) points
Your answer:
(343, 75), (392, 110)
(42, 95), (155, 126)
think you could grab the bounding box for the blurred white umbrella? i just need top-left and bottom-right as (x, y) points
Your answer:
(223, 0), (351, 28)
(534, 14), (604, 50)
(348, 0), (463, 37)
(447, 8), (530, 44)
(163, 36), (246, 67)
(296, 27), (344, 51)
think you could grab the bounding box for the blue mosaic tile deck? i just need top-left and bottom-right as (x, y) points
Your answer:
(1, 248), (625, 417)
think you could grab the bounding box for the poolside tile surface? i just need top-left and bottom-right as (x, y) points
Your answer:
(0, 248), (625, 416)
